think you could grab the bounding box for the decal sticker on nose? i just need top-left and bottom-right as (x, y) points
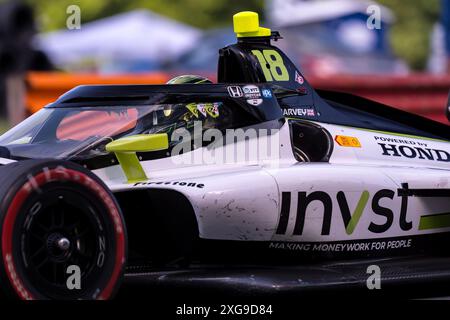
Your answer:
(335, 135), (362, 148)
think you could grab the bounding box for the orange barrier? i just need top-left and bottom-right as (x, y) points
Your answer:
(25, 72), (170, 113)
(25, 72), (449, 124)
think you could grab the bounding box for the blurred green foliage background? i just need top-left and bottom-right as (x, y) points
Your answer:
(377, 0), (440, 70)
(24, 0), (441, 70)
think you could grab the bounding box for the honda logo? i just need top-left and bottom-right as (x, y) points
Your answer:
(227, 86), (243, 98)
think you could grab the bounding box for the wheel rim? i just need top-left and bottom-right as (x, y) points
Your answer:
(22, 188), (102, 294)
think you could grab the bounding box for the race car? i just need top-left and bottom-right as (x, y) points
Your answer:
(0, 11), (449, 300)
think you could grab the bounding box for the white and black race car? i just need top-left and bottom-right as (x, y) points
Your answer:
(0, 12), (449, 299)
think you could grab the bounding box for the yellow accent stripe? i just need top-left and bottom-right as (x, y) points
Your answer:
(343, 126), (449, 143)
(419, 213), (450, 230)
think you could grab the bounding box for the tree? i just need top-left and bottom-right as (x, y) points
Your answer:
(25, 0), (440, 70)
(377, 0), (440, 70)
(25, 0), (264, 31)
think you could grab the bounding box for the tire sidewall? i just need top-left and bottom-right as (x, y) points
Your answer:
(0, 160), (127, 300)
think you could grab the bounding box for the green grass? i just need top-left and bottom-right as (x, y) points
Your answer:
(0, 118), (10, 134)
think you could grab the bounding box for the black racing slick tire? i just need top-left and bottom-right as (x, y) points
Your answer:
(0, 160), (127, 300)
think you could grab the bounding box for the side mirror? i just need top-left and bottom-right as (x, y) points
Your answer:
(106, 134), (169, 183)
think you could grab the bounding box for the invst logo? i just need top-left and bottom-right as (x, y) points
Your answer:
(275, 189), (412, 236)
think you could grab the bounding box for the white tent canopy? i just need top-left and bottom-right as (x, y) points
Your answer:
(36, 10), (201, 69)
(267, 0), (394, 27)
